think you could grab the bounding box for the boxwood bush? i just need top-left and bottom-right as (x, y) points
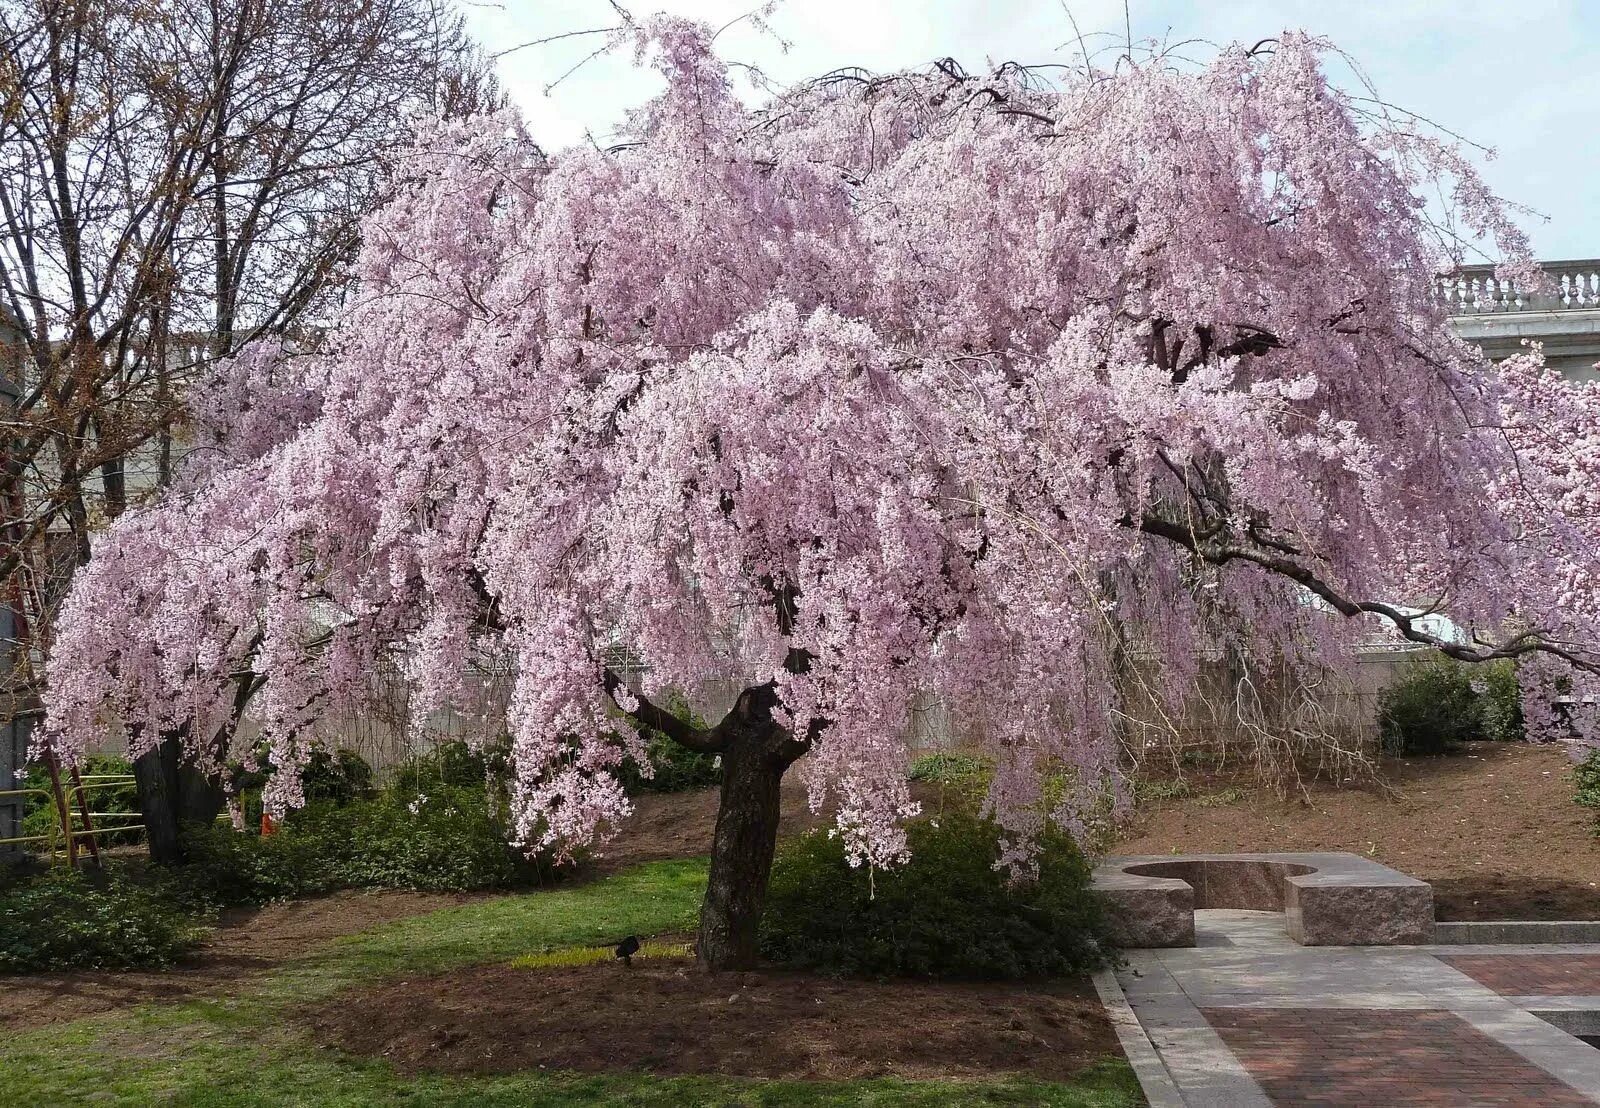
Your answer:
(1477, 659), (1527, 743)
(760, 810), (1110, 979)
(1378, 655), (1525, 756)
(173, 820), (341, 908)
(1575, 750), (1600, 811)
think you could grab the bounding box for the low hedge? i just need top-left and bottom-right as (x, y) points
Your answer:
(0, 868), (205, 972)
(1378, 655), (1525, 756)
(177, 783), (552, 909)
(760, 810), (1110, 979)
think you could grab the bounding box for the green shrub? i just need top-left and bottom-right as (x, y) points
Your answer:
(233, 744), (378, 830)
(174, 820), (341, 909)
(390, 739), (511, 796)
(907, 751), (991, 790)
(617, 736), (722, 794)
(292, 785), (547, 891)
(1133, 778), (1193, 803)
(175, 783), (550, 908)
(0, 868), (204, 972)
(760, 810), (1109, 979)
(1477, 660), (1526, 743)
(0, 852), (42, 892)
(610, 691), (722, 795)
(1378, 655), (1524, 756)
(300, 748), (375, 805)
(1575, 751), (1600, 811)
(1195, 786), (1245, 808)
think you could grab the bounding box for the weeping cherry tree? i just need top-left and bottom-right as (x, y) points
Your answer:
(42, 18), (1600, 969)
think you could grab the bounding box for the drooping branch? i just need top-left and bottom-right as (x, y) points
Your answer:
(1137, 512), (1598, 673)
(1157, 320), (1286, 384)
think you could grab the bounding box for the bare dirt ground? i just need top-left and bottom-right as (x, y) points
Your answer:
(307, 958), (1117, 1082)
(1114, 741), (1600, 920)
(5, 887), (473, 1030)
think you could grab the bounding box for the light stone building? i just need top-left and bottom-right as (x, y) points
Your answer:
(1444, 259), (1600, 383)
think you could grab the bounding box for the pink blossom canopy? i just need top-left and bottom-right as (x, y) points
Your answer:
(45, 19), (1600, 866)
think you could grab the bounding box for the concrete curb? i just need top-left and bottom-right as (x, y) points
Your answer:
(1092, 966), (1187, 1108)
(1434, 920), (1600, 944)
(1517, 996), (1600, 1038)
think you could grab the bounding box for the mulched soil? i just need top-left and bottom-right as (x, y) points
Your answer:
(4, 887), (473, 1030)
(1114, 741), (1600, 920)
(305, 958), (1117, 1081)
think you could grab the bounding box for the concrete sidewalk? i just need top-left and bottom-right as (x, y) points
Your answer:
(1111, 910), (1600, 1106)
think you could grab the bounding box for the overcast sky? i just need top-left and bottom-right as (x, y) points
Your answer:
(460, 1), (1597, 259)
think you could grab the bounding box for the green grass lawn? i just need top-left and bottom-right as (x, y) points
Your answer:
(0, 858), (1141, 1107)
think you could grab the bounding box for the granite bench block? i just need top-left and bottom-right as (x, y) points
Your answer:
(1094, 852), (1435, 949)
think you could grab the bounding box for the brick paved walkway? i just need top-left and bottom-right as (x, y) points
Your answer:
(1442, 952), (1600, 996)
(1113, 911), (1600, 1107)
(1204, 1007), (1593, 1106)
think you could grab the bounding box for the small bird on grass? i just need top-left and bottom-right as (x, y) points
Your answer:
(615, 935), (641, 967)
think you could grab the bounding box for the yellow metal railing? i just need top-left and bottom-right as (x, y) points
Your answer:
(61, 775), (145, 856)
(0, 775), (142, 865)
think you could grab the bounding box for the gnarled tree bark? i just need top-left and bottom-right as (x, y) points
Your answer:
(605, 669), (813, 972)
(696, 683), (809, 971)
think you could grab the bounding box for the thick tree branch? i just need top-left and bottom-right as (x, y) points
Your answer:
(1137, 512), (1599, 673)
(602, 667), (726, 753)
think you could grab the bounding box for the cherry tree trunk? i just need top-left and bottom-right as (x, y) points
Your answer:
(132, 734), (183, 865)
(697, 731), (792, 972)
(133, 725), (226, 865)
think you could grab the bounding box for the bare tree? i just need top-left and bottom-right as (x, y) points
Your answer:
(0, 0), (500, 860)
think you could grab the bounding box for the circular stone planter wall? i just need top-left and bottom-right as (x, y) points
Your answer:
(1093, 852), (1434, 949)
(1122, 859), (1316, 912)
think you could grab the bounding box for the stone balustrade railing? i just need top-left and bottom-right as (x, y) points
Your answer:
(1440, 259), (1600, 314)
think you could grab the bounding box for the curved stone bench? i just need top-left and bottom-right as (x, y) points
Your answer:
(1094, 851), (1433, 948)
